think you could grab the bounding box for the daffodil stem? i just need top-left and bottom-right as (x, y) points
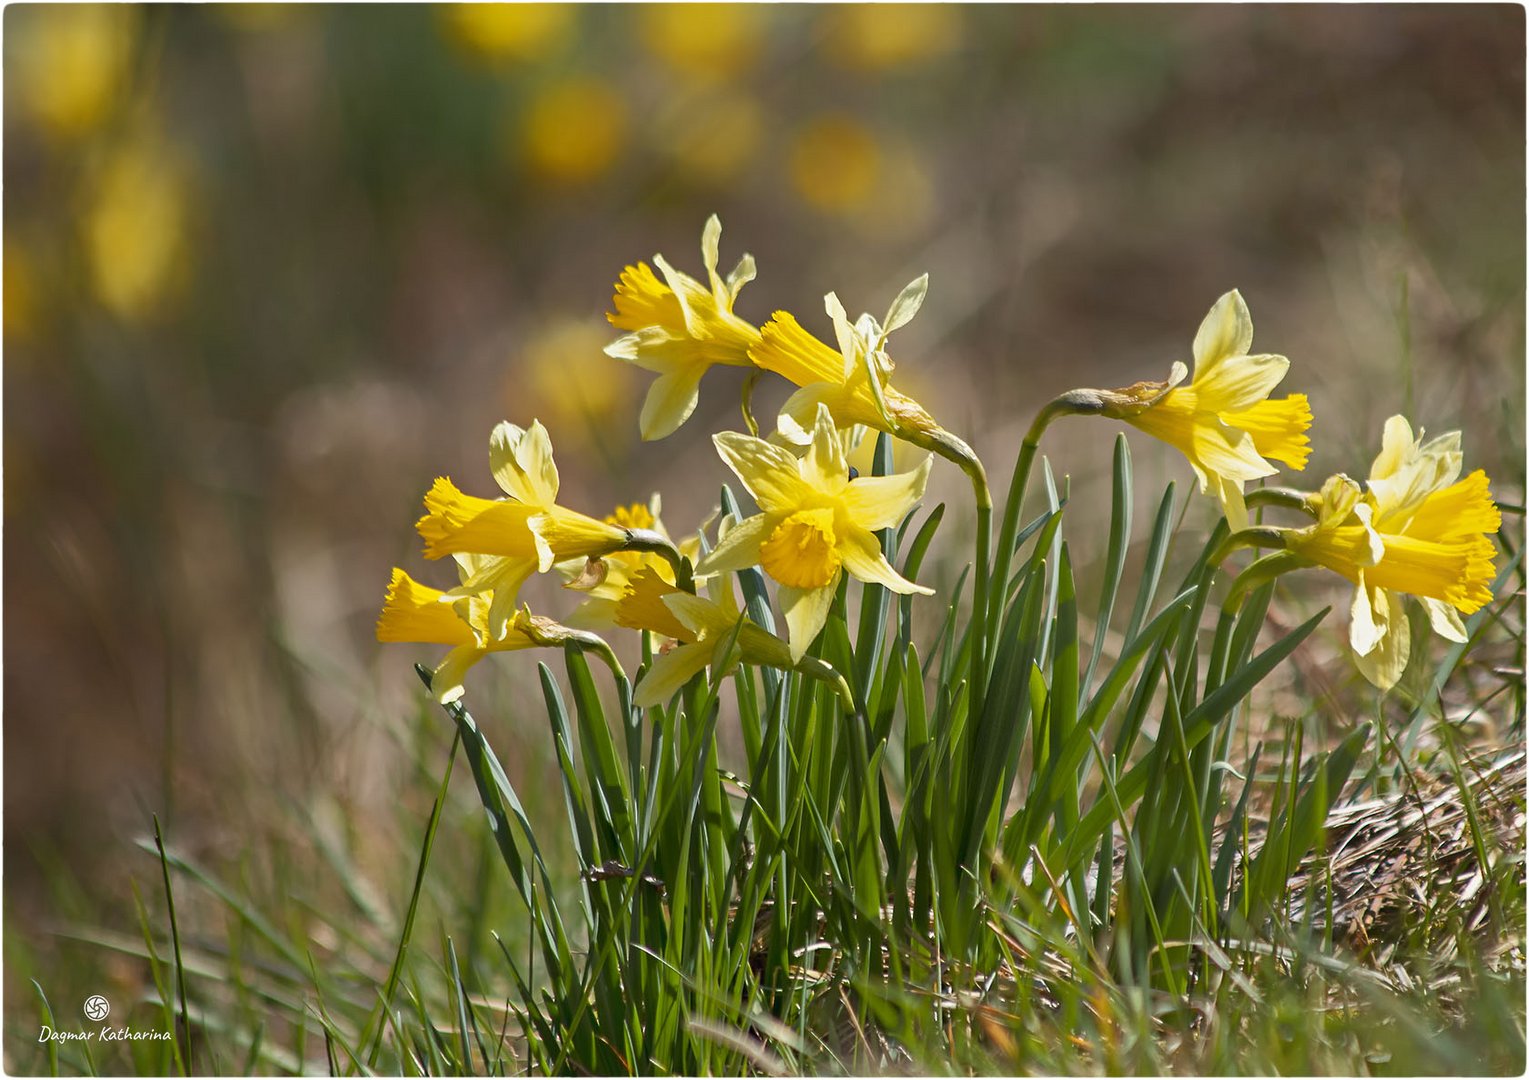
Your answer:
(620, 528), (695, 592)
(916, 429), (994, 714)
(740, 370), (762, 438)
(991, 404), (1065, 641)
(582, 636), (629, 687)
(795, 656), (857, 713)
(1209, 526), (1287, 570)
(1245, 486), (1314, 515)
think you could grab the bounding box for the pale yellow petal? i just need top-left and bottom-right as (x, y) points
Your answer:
(489, 420), (560, 505)
(1193, 352), (1289, 414)
(633, 642), (711, 708)
(1192, 289), (1254, 374)
(693, 512), (772, 576)
(639, 363), (707, 441)
(840, 455), (931, 531)
(663, 591), (734, 638)
(1351, 582), (1410, 691)
(802, 402), (849, 494)
(779, 582), (838, 663)
(839, 526), (931, 596)
(431, 645), (487, 704)
(713, 431), (812, 511)
(1422, 597), (1468, 643)
(1213, 473), (1249, 533)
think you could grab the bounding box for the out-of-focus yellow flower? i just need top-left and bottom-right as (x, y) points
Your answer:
(618, 566), (793, 707)
(788, 114), (880, 215)
(1284, 416), (1498, 690)
(415, 420), (629, 638)
(606, 215), (761, 440)
(656, 89), (764, 187)
(12, 4), (136, 138)
(521, 318), (634, 445)
(377, 565), (594, 703)
(1100, 290), (1310, 530)
(440, 3), (573, 62)
(639, 3), (763, 81)
(824, 4), (961, 71)
(5, 242), (39, 343)
(750, 279), (945, 450)
(697, 403), (932, 661)
(519, 77), (626, 184)
(83, 134), (194, 321)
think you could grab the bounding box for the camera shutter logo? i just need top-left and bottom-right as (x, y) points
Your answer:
(83, 995), (110, 1022)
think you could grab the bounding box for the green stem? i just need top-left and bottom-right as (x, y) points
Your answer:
(1244, 486), (1316, 515)
(1220, 551), (1307, 617)
(620, 527), (695, 592)
(990, 403), (1064, 643)
(1207, 526), (1287, 570)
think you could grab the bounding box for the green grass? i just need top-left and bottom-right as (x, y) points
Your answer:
(6, 434), (1524, 1076)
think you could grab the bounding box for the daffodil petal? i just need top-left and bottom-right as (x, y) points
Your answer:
(1193, 353), (1290, 414)
(1192, 289), (1254, 374)
(1351, 583), (1410, 691)
(490, 420), (560, 505)
(840, 526), (931, 595)
(713, 432), (812, 511)
(663, 591), (733, 638)
(1187, 420), (1280, 484)
(633, 642), (711, 708)
(639, 363), (706, 441)
(802, 403), (849, 494)
(1214, 474), (1249, 533)
(840, 456), (932, 531)
(431, 645), (486, 704)
(1422, 597), (1469, 643)
(778, 582), (837, 663)
(694, 512), (772, 575)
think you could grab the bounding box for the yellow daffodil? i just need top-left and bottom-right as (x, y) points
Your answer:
(377, 566), (583, 704)
(1284, 416), (1498, 690)
(696, 403), (932, 661)
(750, 279), (946, 449)
(414, 420), (630, 638)
(606, 215), (761, 440)
(614, 567), (793, 707)
(1098, 290), (1311, 530)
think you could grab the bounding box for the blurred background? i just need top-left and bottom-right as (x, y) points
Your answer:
(4, 0), (1523, 1040)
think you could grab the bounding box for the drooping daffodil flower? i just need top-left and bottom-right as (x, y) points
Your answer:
(606, 214), (761, 441)
(1283, 415), (1498, 690)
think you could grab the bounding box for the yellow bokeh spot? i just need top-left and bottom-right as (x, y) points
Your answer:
(788, 114), (881, 215)
(657, 90), (764, 187)
(519, 78), (627, 184)
(441, 3), (573, 62)
(761, 508), (842, 589)
(640, 4), (763, 81)
(83, 136), (193, 321)
(825, 5), (961, 71)
(12, 4), (136, 138)
(5, 242), (38, 343)
(519, 318), (634, 446)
